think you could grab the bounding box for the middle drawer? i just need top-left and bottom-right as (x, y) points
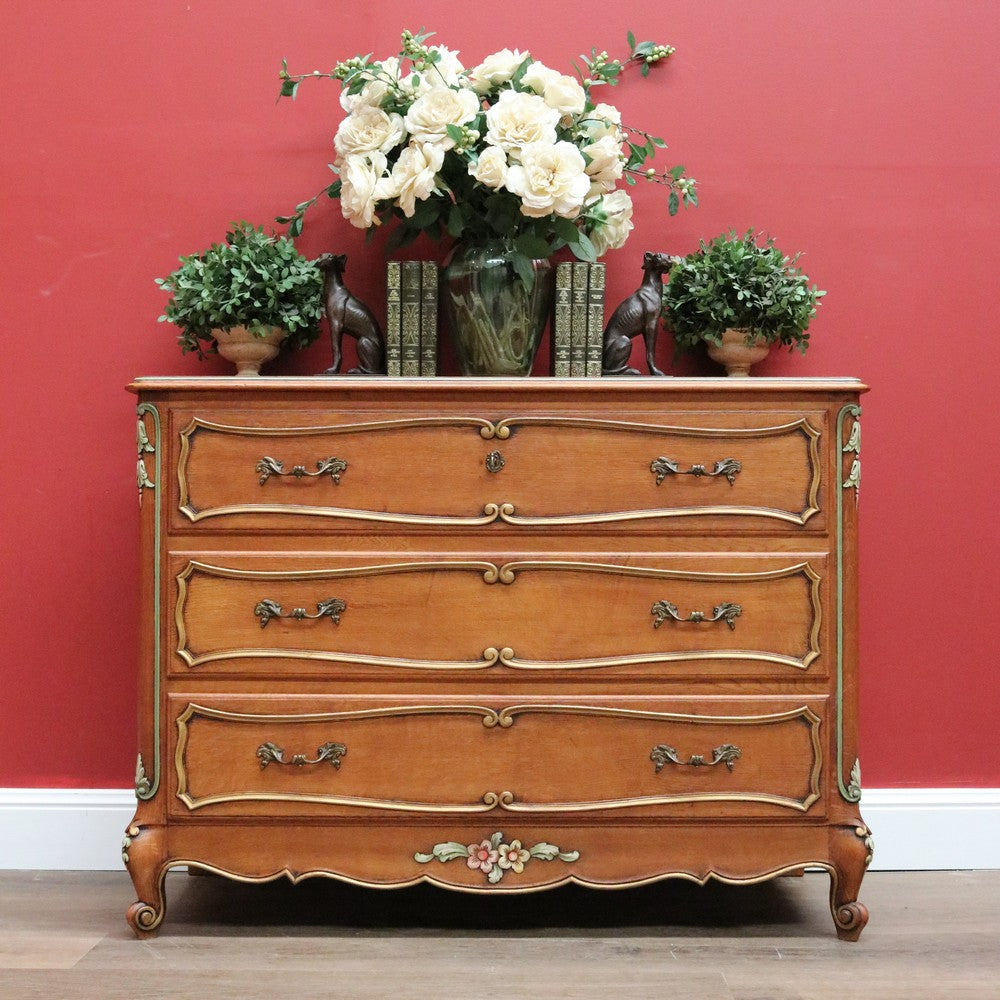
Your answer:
(170, 552), (828, 682)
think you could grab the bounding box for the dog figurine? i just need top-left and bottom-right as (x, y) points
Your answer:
(601, 252), (676, 376)
(316, 253), (386, 375)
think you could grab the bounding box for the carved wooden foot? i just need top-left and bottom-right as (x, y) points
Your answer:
(829, 821), (873, 941)
(123, 822), (169, 938)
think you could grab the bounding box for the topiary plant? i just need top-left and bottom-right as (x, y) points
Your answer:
(156, 222), (324, 357)
(661, 229), (825, 354)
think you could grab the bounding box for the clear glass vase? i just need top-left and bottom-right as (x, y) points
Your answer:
(442, 239), (556, 376)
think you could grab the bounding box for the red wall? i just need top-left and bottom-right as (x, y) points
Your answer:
(2, 1), (998, 788)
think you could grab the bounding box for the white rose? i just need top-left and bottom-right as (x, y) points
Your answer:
(505, 140), (590, 219)
(520, 61), (560, 95)
(484, 89), (560, 156)
(339, 57), (401, 112)
(580, 102), (623, 142)
(541, 73), (586, 116)
(338, 152), (390, 229)
(469, 48), (529, 94)
(334, 105), (406, 157)
(388, 141), (446, 217)
(582, 134), (624, 195)
(403, 85), (480, 149)
(469, 145), (508, 188)
(403, 45), (466, 94)
(428, 45), (465, 86)
(588, 189), (634, 256)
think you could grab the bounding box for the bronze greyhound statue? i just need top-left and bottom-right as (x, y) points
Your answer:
(316, 253), (386, 375)
(601, 251), (676, 376)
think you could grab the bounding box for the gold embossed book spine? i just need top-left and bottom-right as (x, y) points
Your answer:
(125, 376), (870, 940)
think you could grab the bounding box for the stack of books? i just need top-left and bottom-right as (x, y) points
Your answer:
(385, 261), (438, 376)
(552, 262), (606, 377)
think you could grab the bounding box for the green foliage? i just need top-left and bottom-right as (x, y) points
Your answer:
(155, 222), (324, 358)
(662, 230), (826, 354)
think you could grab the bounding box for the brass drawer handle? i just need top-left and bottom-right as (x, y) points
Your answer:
(254, 598), (346, 628)
(651, 743), (742, 772)
(650, 456), (741, 486)
(256, 456), (347, 485)
(651, 600), (742, 630)
(256, 741), (347, 769)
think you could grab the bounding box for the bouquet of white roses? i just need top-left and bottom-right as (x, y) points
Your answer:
(279, 30), (696, 285)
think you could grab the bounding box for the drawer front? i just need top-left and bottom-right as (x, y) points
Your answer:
(171, 553), (827, 680)
(173, 409), (826, 531)
(169, 696), (826, 819)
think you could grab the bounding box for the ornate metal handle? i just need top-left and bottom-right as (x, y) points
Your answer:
(254, 598), (346, 628)
(651, 600), (742, 630)
(651, 743), (742, 772)
(485, 450), (505, 474)
(650, 457), (741, 486)
(256, 456), (347, 485)
(256, 741), (347, 769)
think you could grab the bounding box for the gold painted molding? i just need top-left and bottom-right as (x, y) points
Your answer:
(174, 702), (822, 814)
(175, 414), (823, 526)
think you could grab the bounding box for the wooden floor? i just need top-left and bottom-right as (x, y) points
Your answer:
(1, 870), (998, 998)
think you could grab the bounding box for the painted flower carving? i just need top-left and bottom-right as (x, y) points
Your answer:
(497, 839), (530, 874)
(415, 830), (580, 884)
(467, 839), (500, 874)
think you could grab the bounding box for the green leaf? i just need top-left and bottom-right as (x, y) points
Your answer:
(668, 191), (679, 216)
(640, 62), (650, 78)
(445, 123), (465, 144)
(627, 30), (636, 50)
(511, 252), (536, 292)
(514, 233), (552, 260)
(447, 202), (464, 238)
(570, 231), (598, 263)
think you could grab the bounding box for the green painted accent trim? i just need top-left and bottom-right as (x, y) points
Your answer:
(836, 403), (862, 802)
(136, 403), (161, 801)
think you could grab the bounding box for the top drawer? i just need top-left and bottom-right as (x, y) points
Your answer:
(171, 408), (826, 533)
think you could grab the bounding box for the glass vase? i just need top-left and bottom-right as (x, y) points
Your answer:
(442, 239), (555, 376)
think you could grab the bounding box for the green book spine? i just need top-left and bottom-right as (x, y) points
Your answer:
(420, 261), (438, 376)
(552, 262), (572, 377)
(570, 261), (589, 377)
(400, 261), (421, 377)
(586, 262), (606, 378)
(385, 262), (401, 377)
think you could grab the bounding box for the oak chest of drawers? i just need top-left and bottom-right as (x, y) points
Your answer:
(125, 376), (870, 939)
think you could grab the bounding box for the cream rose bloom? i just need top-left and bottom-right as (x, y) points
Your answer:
(588, 189), (634, 256)
(580, 102), (624, 142)
(339, 57), (401, 112)
(387, 141), (446, 218)
(469, 48), (529, 94)
(469, 146), (508, 189)
(520, 61), (560, 95)
(338, 152), (390, 229)
(505, 140), (590, 219)
(582, 134), (625, 196)
(484, 89), (560, 156)
(403, 85), (480, 150)
(334, 105), (406, 158)
(541, 73), (586, 116)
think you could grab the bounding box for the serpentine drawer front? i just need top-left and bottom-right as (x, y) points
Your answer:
(126, 377), (869, 941)
(173, 407), (826, 531)
(169, 697), (826, 819)
(170, 553), (828, 680)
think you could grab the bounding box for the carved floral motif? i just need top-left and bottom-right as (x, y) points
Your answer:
(415, 830), (579, 884)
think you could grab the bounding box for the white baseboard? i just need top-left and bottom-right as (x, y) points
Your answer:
(0, 787), (997, 871)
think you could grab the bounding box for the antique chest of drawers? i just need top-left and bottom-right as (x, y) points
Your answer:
(125, 376), (870, 939)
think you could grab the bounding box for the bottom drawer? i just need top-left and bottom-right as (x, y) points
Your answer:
(170, 696), (826, 820)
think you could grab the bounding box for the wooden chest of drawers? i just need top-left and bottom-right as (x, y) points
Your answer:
(125, 376), (870, 939)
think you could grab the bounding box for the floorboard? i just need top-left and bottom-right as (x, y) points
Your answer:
(0, 870), (998, 998)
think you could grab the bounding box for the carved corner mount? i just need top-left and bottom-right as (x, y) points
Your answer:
(121, 823), (140, 866)
(844, 758), (863, 802)
(134, 753), (152, 799)
(855, 823), (874, 868)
